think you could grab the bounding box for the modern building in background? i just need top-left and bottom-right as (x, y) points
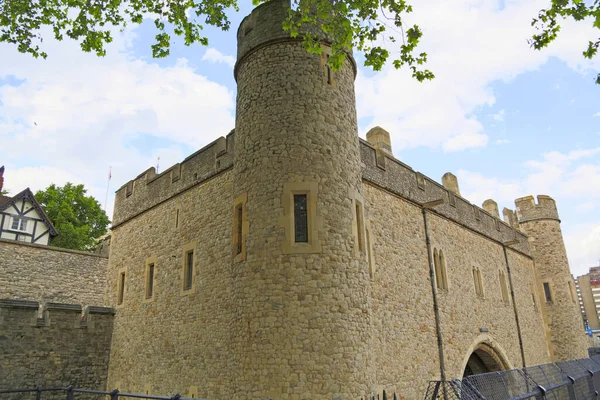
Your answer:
(576, 266), (600, 331)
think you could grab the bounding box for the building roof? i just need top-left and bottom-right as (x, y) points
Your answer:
(0, 188), (58, 236)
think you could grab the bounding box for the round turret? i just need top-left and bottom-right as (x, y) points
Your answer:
(515, 195), (587, 361)
(232, 0), (372, 398)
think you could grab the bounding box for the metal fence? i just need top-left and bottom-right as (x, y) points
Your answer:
(0, 386), (201, 400)
(425, 357), (600, 400)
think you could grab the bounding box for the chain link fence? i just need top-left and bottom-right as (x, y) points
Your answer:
(424, 357), (600, 400)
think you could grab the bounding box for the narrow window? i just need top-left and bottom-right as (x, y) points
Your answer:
(473, 267), (479, 295)
(236, 204), (243, 255)
(439, 250), (448, 290)
(366, 228), (374, 278)
(500, 271), (509, 302)
(478, 269), (484, 297)
(117, 272), (125, 305)
(184, 251), (194, 291)
(434, 249), (442, 290)
(543, 282), (552, 302)
(175, 208), (180, 228)
(326, 54), (332, 85)
(531, 284), (537, 307)
(355, 202), (365, 252)
(294, 194), (308, 243)
(146, 263), (155, 299)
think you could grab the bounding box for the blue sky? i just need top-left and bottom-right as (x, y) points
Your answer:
(0, 0), (598, 276)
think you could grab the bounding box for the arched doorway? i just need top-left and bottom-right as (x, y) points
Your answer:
(462, 343), (509, 377)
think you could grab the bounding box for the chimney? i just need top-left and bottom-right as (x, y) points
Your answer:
(0, 165), (4, 193)
(482, 199), (499, 218)
(442, 172), (461, 196)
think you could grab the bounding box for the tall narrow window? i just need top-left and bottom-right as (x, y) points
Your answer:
(499, 271), (509, 303)
(326, 54), (332, 85)
(175, 208), (180, 228)
(434, 249), (442, 289)
(117, 272), (125, 305)
(294, 194), (308, 243)
(531, 284), (537, 307)
(146, 263), (155, 299)
(473, 267), (484, 297)
(355, 202), (365, 252)
(236, 204), (243, 255)
(184, 251), (194, 291)
(543, 282), (552, 302)
(439, 250), (448, 290)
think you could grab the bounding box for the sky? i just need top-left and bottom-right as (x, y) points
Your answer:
(0, 0), (598, 277)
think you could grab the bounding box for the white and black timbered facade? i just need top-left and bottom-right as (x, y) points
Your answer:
(0, 188), (58, 245)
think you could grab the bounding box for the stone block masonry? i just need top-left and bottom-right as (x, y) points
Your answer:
(0, 239), (107, 306)
(0, 300), (114, 393)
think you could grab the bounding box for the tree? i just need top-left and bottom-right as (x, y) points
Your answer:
(0, 0), (597, 82)
(531, 0), (599, 84)
(34, 183), (110, 251)
(0, 189), (8, 196)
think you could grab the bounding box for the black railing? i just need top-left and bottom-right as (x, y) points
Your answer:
(0, 386), (202, 400)
(425, 357), (600, 399)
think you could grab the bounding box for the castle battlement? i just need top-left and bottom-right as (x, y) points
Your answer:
(113, 132), (235, 227)
(515, 194), (560, 223)
(359, 139), (531, 255)
(0, 299), (114, 329)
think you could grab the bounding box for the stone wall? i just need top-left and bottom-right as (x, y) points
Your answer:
(516, 195), (588, 361)
(106, 171), (234, 399)
(0, 239), (107, 306)
(0, 300), (114, 393)
(112, 133), (234, 227)
(364, 183), (550, 397)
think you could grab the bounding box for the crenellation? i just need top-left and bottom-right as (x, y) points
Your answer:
(483, 199), (499, 218)
(359, 140), (530, 255)
(113, 132), (235, 226)
(515, 195), (560, 223)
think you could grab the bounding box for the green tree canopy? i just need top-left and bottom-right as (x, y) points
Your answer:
(35, 183), (110, 251)
(0, 0), (597, 82)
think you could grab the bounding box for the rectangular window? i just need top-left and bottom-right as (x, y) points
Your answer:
(175, 208), (180, 228)
(184, 251), (194, 291)
(236, 204), (243, 255)
(11, 217), (27, 231)
(500, 271), (509, 303)
(543, 282), (552, 302)
(146, 263), (155, 299)
(355, 202), (365, 252)
(326, 54), (332, 85)
(117, 272), (125, 305)
(294, 194), (308, 243)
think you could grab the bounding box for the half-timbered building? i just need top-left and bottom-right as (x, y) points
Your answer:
(0, 167), (57, 245)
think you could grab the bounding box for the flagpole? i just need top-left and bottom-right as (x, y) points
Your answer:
(104, 166), (112, 212)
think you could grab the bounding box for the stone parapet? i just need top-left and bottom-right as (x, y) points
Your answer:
(515, 195), (560, 223)
(113, 132), (234, 227)
(0, 239), (107, 306)
(359, 139), (531, 255)
(0, 300), (114, 391)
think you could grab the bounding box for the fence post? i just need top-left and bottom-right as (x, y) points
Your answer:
(66, 385), (74, 400)
(110, 389), (120, 400)
(35, 385), (42, 400)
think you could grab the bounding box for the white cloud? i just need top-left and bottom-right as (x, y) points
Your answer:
(356, 0), (599, 152)
(564, 223), (600, 277)
(457, 146), (600, 276)
(0, 27), (235, 221)
(496, 138), (510, 144)
(594, 112), (600, 117)
(201, 48), (236, 68)
(490, 109), (505, 122)
(443, 131), (488, 152)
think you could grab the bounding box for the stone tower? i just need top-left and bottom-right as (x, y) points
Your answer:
(231, 0), (374, 398)
(515, 195), (588, 361)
